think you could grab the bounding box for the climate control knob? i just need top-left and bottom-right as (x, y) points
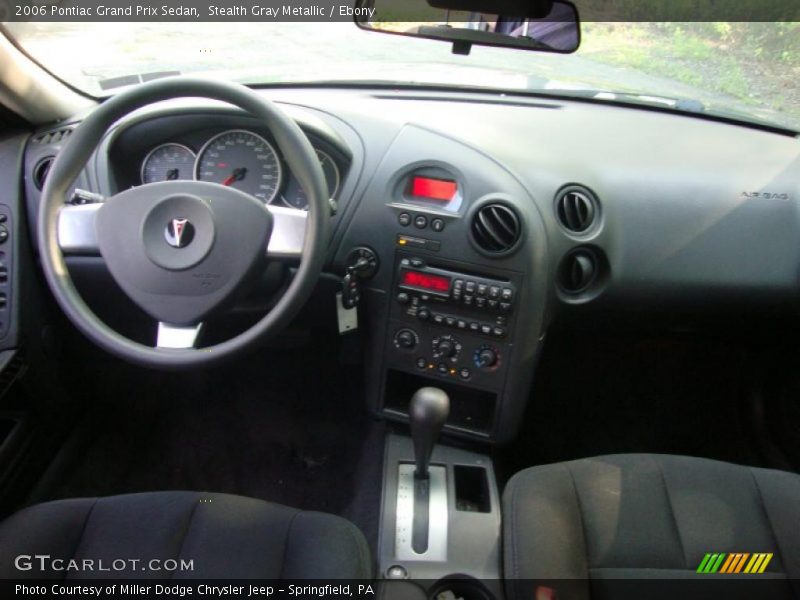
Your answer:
(474, 345), (499, 369)
(394, 329), (419, 350)
(432, 335), (462, 362)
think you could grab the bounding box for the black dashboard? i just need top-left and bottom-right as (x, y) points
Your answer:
(17, 87), (800, 443)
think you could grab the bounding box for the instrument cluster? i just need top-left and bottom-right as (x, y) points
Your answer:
(139, 128), (342, 210)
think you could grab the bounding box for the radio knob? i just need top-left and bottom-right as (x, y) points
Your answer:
(418, 308), (431, 321)
(395, 329), (418, 350)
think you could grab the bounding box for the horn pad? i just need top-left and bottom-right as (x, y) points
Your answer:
(95, 181), (273, 325)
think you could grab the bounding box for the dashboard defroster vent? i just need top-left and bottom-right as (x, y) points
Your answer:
(560, 248), (599, 293)
(33, 157), (55, 191)
(470, 203), (522, 255)
(555, 186), (598, 233)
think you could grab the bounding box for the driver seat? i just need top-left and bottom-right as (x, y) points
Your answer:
(0, 491), (372, 578)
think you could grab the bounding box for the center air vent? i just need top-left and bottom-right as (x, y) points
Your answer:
(470, 203), (522, 255)
(559, 248), (599, 293)
(555, 186), (598, 233)
(33, 156), (55, 191)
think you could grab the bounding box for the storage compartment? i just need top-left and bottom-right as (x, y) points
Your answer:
(383, 369), (496, 434)
(454, 465), (491, 513)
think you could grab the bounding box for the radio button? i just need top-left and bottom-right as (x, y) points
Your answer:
(476, 297), (486, 309)
(438, 363), (449, 374)
(418, 308), (431, 321)
(480, 324), (492, 335)
(501, 288), (514, 301)
(416, 357), (427, 370)
(445, 317), (457, 327)
(493, 327), (507, 338)
(469, 322), (481, 332)
(489, 286), (501, 299)
(457, 320), (467, 330)
(433, 314), (445, 324)
(396, 292), (410, 304)
(499, 302), (511, 313)
(431, 219), (445, 232)
(398, 213), (412, 227)
(453, 279), (464, 289)
(477, 284), (488, 296)
(414, 215), (428, 229)
(488, 299), (499, 310)
(463, 295), (474, 306)
(465, 281), (476, 293)
(410, 258), (426, 267)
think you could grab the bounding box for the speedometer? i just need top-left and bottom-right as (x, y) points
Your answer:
(194, 130), (283, 203)
(141, 143), (196, 184)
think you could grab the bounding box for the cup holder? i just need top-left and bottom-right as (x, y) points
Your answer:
(430, 575), (495, 600)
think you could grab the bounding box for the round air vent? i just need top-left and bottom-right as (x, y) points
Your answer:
(559, 248), (599, 293)
(470, 202), (522, 255)
(555, 186), (598, 233)
(33, 156), (55, 191)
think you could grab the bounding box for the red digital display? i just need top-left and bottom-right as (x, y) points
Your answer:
(401, 270), (451, 293)
(410, 176), (457, 202)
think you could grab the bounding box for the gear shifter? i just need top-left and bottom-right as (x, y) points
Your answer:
(409, 387), (450, 479)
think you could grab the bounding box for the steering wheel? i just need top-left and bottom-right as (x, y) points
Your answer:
(38, 78), (331, 370)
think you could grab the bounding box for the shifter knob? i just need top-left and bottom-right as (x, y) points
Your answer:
(409, 387), (450, 479)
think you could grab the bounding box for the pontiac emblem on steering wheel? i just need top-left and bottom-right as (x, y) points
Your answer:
(165, 218), (195, 248)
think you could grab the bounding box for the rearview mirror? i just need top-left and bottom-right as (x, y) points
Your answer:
(355, 0), (581, 55)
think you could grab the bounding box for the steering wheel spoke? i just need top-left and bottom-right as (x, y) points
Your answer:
(58, 203), (101, 255)
(265, 205), (306, 259)
(157, 322), (203, 349)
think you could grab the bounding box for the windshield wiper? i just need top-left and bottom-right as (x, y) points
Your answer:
(98, 71), (181, 92)
(545, 88), (706, 113)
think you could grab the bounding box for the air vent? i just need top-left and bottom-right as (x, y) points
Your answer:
(33, 157), (55, 191)
(555, 186), (598, 233)
(560, 249), (599, 293)
(470, 203), (522, 255)
(32, 127), (73, 146)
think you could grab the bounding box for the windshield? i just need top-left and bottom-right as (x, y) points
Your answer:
(4, 21), (799, 130)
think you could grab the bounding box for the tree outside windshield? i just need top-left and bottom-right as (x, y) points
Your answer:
(3, 21), (798, 130)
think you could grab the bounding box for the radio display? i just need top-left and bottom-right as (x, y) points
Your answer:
(401, 270), (451, 293)
(410, 176), (458, 202)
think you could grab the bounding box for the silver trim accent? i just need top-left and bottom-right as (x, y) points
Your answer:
(57, 203), (306, 259)
(140, 143), (196, 185)
(395, 464), (448, 562)
(266, 205), (306, 259)
(58, 203), (100, 254)
(157, 322), (203, 349)
(194, 129), (283, 204)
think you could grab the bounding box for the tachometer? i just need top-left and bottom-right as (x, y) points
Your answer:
(280, 149), (341, 210)
(194, 129), (283, 203)
(141, 143), (196, 184)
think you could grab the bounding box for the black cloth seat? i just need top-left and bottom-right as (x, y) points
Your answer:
(503, 454), (800, 599)
(0, 491), (372, 579)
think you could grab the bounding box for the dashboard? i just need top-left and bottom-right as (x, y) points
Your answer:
(18, 87), (800, 444)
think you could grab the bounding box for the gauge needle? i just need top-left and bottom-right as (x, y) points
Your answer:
(166, 168), (179, 181)
(222, 167), (247, 186)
